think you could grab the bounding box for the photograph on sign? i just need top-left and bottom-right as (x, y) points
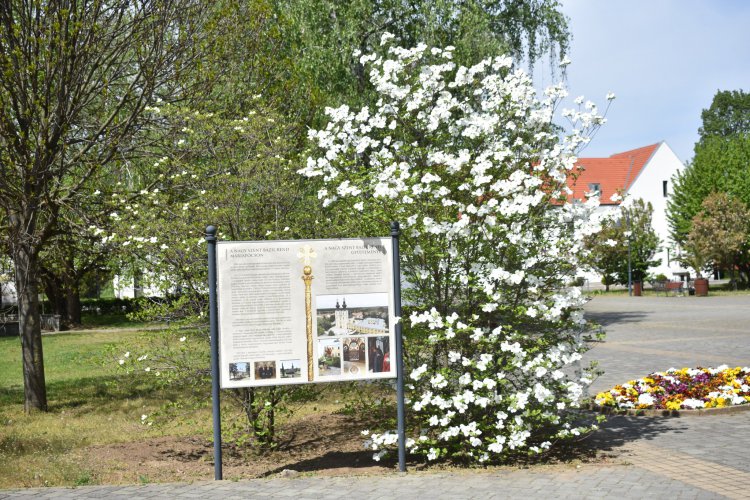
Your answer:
(216, 237), (396, 388)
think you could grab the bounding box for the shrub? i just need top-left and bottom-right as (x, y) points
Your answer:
(303, 37), (609, 463)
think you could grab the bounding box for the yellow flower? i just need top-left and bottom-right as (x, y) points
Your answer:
(665, 400), (682, 411)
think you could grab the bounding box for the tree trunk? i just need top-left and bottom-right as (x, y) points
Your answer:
(42, 272), (66, 318)
(66, 285), (82, 326)
(14, 246), (48, 413)
(133, 267), (143, 298)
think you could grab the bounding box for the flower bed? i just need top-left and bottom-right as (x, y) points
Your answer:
(595, 365), (750, 411)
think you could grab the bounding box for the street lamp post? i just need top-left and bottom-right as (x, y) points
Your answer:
(626, 212), (632, 297)
(627, 237), (632, 296)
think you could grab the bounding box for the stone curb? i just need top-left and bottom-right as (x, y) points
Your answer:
(590, 402), (750, 417)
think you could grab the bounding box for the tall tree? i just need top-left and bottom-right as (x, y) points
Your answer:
(668, 135), (750, 244)
(0, 0), (206, 412)
(698, 90), (750, 142)
(583, 223), (626, 291)
(688, 193), (750, 287)
(276, 0), (570, 116)
(585, 198), (660, 286)
(669, 89), (750, 245)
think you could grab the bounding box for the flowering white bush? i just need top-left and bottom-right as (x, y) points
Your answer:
(104, 105), (322, 448)
(302, 37), (609, 463)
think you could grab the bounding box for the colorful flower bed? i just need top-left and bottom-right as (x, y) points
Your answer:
(595, 365), (750, 411)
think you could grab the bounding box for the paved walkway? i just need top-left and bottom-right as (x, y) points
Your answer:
(583, 294), (750, 395)
(2, 295), (750, 499)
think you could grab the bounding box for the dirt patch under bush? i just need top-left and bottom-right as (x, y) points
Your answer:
(79, 412), (395, 484)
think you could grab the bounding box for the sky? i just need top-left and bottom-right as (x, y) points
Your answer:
(536, 0), (750, 163)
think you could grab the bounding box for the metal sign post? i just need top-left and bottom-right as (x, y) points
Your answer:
(391, 222), (406, 472)
(206, 226), (223, 480)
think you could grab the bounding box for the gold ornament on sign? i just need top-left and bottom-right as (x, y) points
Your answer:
(297, 244), (317, 381)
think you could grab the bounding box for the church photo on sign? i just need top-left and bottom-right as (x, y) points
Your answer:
(315, 293), (389, 337)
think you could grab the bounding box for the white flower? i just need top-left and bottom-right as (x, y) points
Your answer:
(637, 393), (655, 406)
(380, 32), (395, 46)
(682, 398), (706, 409)
(430, 373), (448, 389)
(410, 364), (428, 380)
(606, 91), (616, 101)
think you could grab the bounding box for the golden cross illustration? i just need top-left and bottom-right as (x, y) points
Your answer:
(298, 244), (316, 381)
(297, 244), (317, 266)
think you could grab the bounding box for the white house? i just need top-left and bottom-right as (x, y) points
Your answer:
(0, 276), (16, 306)
(568, 141), (688, 281)
(113, 273), (162, 299)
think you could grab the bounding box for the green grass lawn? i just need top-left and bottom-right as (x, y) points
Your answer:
(0, 330), (137, 392)
(78, 312), (153, 329)
(0, 325), (388, 488)
(0, 328), (211, 488)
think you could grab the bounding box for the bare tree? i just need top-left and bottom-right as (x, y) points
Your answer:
(0, 0), (205, 412)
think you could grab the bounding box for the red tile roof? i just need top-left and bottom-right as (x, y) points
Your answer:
(566, 143), (660, 204)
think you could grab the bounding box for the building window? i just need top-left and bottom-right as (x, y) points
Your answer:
(663, 180), (668, 197)
(588, 183), (601, 197)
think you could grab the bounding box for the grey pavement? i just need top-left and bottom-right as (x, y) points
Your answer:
(583, 294), (750, 395)
(2, 295), (750, 499)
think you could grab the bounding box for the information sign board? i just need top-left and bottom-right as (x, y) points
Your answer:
(216, 237), (396, 387)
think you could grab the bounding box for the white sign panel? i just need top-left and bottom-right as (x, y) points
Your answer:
(216, 237), (396, 387)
